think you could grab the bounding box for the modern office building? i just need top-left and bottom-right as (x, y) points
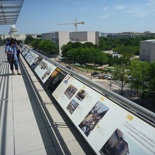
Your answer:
(42, 31), (99, 55)
(139, 39), (155, 62)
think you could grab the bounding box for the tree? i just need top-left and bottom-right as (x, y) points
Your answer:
(31, 39), (41, 50)
(61, 42), (74, 58)
(24, 35), (35, 45)
(112, 64), (129, 95)
(128, 60), (149, 106)
(38, 40), (58, 55)
(145, 62), (155, 111)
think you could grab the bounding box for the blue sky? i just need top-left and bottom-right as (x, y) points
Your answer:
(0, 0), (155, 34)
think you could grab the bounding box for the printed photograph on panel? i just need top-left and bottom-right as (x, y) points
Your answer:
(45, 68), (67, 93)
(79, 101), (109, 136)
(66, 99), (79, 114)
(75, 89), (88, 101)
(99, 129), (129, 155)
(99, 127), (151, 155)
(31, 56), (42, 69)
(20, 46), (26, 53)
(34, 59), (57, 83)
(22, 48), (29, 57)
(63, 75), (72, 84)
(41, 67), (53, 80)
(64, 84), (78, 99)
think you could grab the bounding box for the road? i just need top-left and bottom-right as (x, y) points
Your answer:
(53, 59), (121, 93)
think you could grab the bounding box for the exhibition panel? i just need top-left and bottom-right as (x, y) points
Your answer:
(21, 47), (155, 155)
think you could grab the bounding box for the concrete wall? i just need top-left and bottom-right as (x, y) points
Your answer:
(42, 32), (69, 55)
(42, 31), (99, 55)
(139, 40), (155, 62)
(58, 31), (70, 55)
(150, 43), (155, 62)
(70, 31), (87, 41)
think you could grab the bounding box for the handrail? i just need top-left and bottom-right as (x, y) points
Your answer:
(24, 46), (155, 126)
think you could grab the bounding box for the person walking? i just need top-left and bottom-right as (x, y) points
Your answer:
(5, 38), (21, 75)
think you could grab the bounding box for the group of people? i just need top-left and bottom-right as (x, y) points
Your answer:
(5, 38), (21, 75)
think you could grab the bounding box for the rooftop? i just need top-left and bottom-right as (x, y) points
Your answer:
(0, 0), (24, 25)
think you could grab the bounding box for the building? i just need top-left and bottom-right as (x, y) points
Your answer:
(0, 25), (26, 41)
(100, 31), (155, 38)
(25, 33), (38, 39)
(139, 39), (155, 62)
(42, 31), (99, 55)
(99, 129), (129, 155)
(42, 31), (70, 55)
(69, 31), (99, 44)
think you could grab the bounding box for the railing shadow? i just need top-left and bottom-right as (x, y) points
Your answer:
(0, 58), (10, 155)
(19, 58), (94, 154)
(19, 61), (71, 155)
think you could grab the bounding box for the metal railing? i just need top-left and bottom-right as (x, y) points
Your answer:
(24, 46), (155, 126)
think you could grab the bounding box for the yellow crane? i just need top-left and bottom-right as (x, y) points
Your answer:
(57, 19), (84, 32)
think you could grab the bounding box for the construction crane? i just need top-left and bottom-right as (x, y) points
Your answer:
(57, 19), (84, 32)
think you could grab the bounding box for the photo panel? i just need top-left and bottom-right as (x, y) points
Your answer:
(34, 59), (57, 83)
(75, 89), (88, 101)
(79, 101), (109, 137)
(24, 51), (38, 66)
(31, 55), (43, 70)
(66, 99), (79, 114)
(99, 128), (149, 155)
(22, 48), (29, 57)
(45, 67), (67, 93)
(64, 84), (78, 100)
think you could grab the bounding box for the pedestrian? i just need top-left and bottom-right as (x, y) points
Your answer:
(15, 39), (21, 59)
(5, 38), (21, 75)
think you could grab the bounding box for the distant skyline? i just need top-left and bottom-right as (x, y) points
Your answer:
(0, 0), (155, 34)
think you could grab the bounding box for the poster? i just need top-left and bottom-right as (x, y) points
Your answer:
(52, 75), (155, 155)
(45, 67), (67, 93)
(34, 59), (56, 83)
(24, 50), (38, 65)
(20, 46), (26, 53)
(21, 48), (29, 57)
(30, 55), (43, 70)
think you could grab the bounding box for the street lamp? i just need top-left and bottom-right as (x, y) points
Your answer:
(109, 82), (112, 90)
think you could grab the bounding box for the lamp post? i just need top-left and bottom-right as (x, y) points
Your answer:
(109, 82), (112, 90)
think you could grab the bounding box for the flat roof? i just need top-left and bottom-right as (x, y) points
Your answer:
(141, 39), (155, 43)
(0, 0), (24, 25)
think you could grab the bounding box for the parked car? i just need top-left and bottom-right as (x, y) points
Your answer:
(107, 75), (113, 80)
(91, 72), (100, 77)
(66, 66), (71, 70)
(98, 74), (113, 80)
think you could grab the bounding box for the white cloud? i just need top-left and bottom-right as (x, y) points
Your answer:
(99, 15), (107, 19)
(126, 1), (155, 18)
(114, 5), (127, 11)
(81, 6), (89, 11)
(103, 7), (109, 11)
(146, 0), (155, 6)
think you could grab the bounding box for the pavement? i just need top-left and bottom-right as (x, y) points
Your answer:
(0, 46), (93, 155)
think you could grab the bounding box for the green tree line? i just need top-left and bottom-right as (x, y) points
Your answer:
(99, 35), (155, 55)
(24, 35), (155, 112)
(24, 35), (58, 56)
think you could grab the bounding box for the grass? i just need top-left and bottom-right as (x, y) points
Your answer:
(72, 64), (112, 74)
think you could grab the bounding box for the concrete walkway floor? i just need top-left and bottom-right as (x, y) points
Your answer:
(0, 46), (93, 155)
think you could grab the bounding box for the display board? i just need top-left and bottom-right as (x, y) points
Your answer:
(45, 67), (67, 93)
(21, 47), (155, 155)
(21, 48), (29, 57)
(52, 74), (155, 155)
(24, 50), (38, 65)
(34, 59), (57, 83)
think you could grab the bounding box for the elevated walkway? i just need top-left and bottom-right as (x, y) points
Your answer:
(0, 46), (92, 155)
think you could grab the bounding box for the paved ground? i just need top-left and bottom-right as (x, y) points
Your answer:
(0, 46), (94, 155)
